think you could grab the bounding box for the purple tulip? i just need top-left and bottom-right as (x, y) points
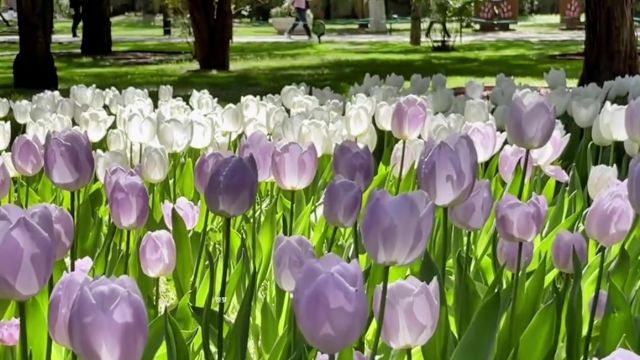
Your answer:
(498, 145), (534, 184)
(587, 180), (634, 247)
(323, 179), (362, 228)
(507, 94), (555, 149)
(448, 180), (493, 231)
(139, 230), (176, 278)
(391, 95), (428, 140)
(497, 238), (534, 273)
(28, 204), (74, 260)
(361, 190), (435, 265)
(0, 319), (19, 346)
(272, 142), (318, 190)
(417, 134), (478, 207)
(49, 270), (91, 348)
(239, 132), (276, 182)
(496, 194), (548, 243)
(162, 197), (200, 231)
(601, 348), (640, 360)
(333, 140), (375, 190)
(626, 97), (640, 144)
(373, 276), (439, 349)
(552, 231), (587, 274)
(44, 129), (95, 191)
(107, 169), (149, 230)
(74, 257), (93, 275)
(590, 290), (608, 320)
(194, 151), (231, 194)
(628, 158), (640, 215)
(11, 134), (43, 176)
(462, 121), (506, 164)
(0, 207), (54, 301)
(272, 235), (316, 292)
(205, 155), (258, 218)
(293, 254), (368, 354)
(68, 276), (149, 360)
(0, 161), (10, 200)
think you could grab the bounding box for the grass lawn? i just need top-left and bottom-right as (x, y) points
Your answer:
(0, 39), (584, 103)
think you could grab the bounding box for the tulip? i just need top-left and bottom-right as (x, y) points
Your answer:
(546, 87), (571, 117)
(139, 230), (176, 278)
(94, 150), (129, 183)
(424, 113), (464, 142)
(497, 238), (534, 273)
(194, 151), (231, 194)
(272, 235), (316, 292)
(239, 132), (276, 182)
(158, 118), (193, 153)
(463, 99), (490, 123)
(0, 121), (10, 151)
(0, 319), (19, 346)
(571, 96), (600, 128)
(417, 134), (478, 207)
(323, 179), (362, 228)
(361, 190), (435, 265)
(189, 111), (214, 150)
(506, 94), (555, 149)
(530, 123), (571, 183)
(77, 108), (114, 143)
(496, 194), (548, 243)
(139, 146), (170, 184)
(44, 129), (95, 191)
(449, 180), (493, 231)
(588, 165), (618, 200)
(0, 161), (10, 200)
(48, 270), (91, 348)
(107, 169), (149, 230)
(158, 85), (173, 102)
(345, 105), (372, 138)
(391, 96), (428, 141)
(11, 100), (31, 124)
(162, 197), (199, 231)
(629, 158), (640, 214)
(462, 121), (507, 164)
(626, 97), (640, 143)
(390, 139), (424, 178)
(0, 212), (54, 301)
(0, 98), (9, 118)
(126, 112), (157, 145)
(68, 276), (149, 360)
(11, 135), (44, 177)
(593, 101), (628, 146)
(587, 180), (634, 247)
(272, 142), (318, 191)
(601, 349), (640, 360)
(589, 290), (608, 320)
(28, 204), (74, 261)
(552, 231), (587, 274)
(375, 101), (395, 131)
(544, 68), (567, 90)
(205, 155), (258, 217)
(293, 254), (368, 354)
(465, 80), (484, 100)
(498, 145), (534, 183)
(333, 140), (375, 190)
(373, 276), (439, 350)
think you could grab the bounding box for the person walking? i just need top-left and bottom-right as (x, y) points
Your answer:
(285, 0), (312, 40)
(70, 0), (82, 38)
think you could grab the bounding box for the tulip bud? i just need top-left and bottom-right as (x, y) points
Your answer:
(273, 235), (316, 292)
(68, 276), (149, 360)
(272, 142), (318, 191)
(589, 290), (608, 320)
(11, 134), (44, 177)
(551, 231), (587, 274)
(205, 155), (258, 218)
(0, 319), (19, 346)
(587, 180), (634, 247)
(333, 140), (375, 190)
(0, 161), (10, 200)
(373, 276), (439, 349)
(126, 112), (157, 145)
(462, 121), (506, 164)
(544, 68), (567, 90)
(49, 270), (91, 348)
(345, 105), (372, 138)
(496, 194), (548, 243)
(449, 180), (493, 231)
(593, 101), (628, 146)
(0, 98), (9, 118)
(28, 204), (74, 261)
(418, 134), (478, 207)
(497, 238), (534, 273)
(158, 85), (173, 102)
(158, 118), (193, 153)
(140, 146), (170, 184)
(507, 95), (555, 149)
(139, 230), (176, 278)
(162, 197), (200, 231)
(107, 169), (149, 230)
(239, 132), (276, 182)
(391, 96), (428, 140)
(194, 151), (231, 194)
(293, 254), (368, 354)
(11, 100), (32, 124)
(375, 101), (394, 131)
(570, 96), (600, 128)
(588, 165), (618, 200)
(44, 129), (95, 191)
(323, 179), (362, 228)
(362, 190), (435, 265)
(0, 121), (10, 151)
(463, 99), (490, 123)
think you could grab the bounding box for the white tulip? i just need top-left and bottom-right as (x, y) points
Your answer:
(209, 130), (231, 152)
(375, 101), (395, 131)
(431, 74), (447, 91)
(362, 73), (383, 91)
(244, 118), (268, 136)
(431, 88), (454, 114)
(94, 150), (129, 183)
(407, 74), (430, 95)
(451, 95), (467, 115)
(625, 139), (640, 157)
(587, 164), (618, 200)
(345, 105), (372, 138)
(628, 76), (640, 100)
(56, 98), (75, 119)
(191, 90), (217, 114)
(281, 85), (305, 110)
(158, 118), (193, 153)
(26, 119), (49, 144)
(11, 100), (32, 124)
(496, 73), (516, 90)
(32, 91), (58, 113)
(291, 95), (320, 115)
(158, 85), (173, 102)
(490, 85), (515, 107)
(464, 99), (489, 123)
(240, 95), (260, 119)
(543, 68), (567, 90)
(390, 138), (424, 177)
(263, 94), (282, 107)
(219, 104), (243, 133)
(607, 76), (631, 101)
(122, 87), (149, 106)
(465, 80), (484, 100)
(385, 73), (405, 89)
(354, 123), (377, 151)
(546, 87), (571, 117)
(571, 96), (600, 128)
(348, 93), (376, 119)
(91, 89), (106, 109)
(29, 106), (50, 122)
(0, 121), (10, 151)
(105, 88), (123, 114)
(370, 85), (399, 103)
(266, 105), (288, 134)
(492, 104), (510, 131)
(189, 111), (213, 149)
(1, 153), (17, 178)
(78, 108), (114, 143)
(426, 113), (464, 142)
(299, 120), (331, 156)
(140, 146), (170, 183)
(70, 84), (95, 106)
(0, 98), (9, 118)
(49, 114), (72, 132)
(126, 112), (157, 144)
(592, 101), (627, 146)
(107, 129), (128, 152)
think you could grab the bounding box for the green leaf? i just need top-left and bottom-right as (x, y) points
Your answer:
(257, 199), (277, 289)
(566, 252), (583, 360)
(226, 270), (257, 360)
(172, 208), (193, 299)
(142, 315), (166, 360)
(514, 299), (558, 360)
(519, 257), (547, 335)
(450, 290), (501, 360)
(610, 247), (631, 292)
(260, 301), (279, 354)
(454, 251), (480, 338)
(25, 289), (48, 360)
(179, 158), (195, 200)
(165, 311), (191, 360)
(600, 281), (637, 356)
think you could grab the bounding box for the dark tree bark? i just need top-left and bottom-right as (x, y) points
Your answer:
(579, 0), (638, 86)
(13, 0), (58, 90)
(409, 0), (421, 46)
(188, 0), (231, 71)
(81, 0), (112, 55)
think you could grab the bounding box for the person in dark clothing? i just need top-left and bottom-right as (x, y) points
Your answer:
(70, 0), (82, 38)
(285, 0), (312, 40)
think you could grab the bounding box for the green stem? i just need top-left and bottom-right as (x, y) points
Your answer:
(23, 177), (29, 208)
(407, 349), (413, 360)
(327, 227), (338, 253)
(217, 217), (232, 360)
(252, 202), (257, 272)
(155, 278), (160, 318)
(18, 301), (27, 360)
(608, 144), (615, 167)
(45, 277), (53, 360)
(328, 354), (335, 360)
(583, 247), (606, 360)
(440, 207), (449, 356)
(288, 190), (295, 236)
(395, 140), (406, 195)
(289, 298), (297, 358)
(124, 230), (131, 274)
(352, 220), (359, 260)
(369, 266), (390, 360)
(202, 250), (215, 360)
(70, 191), (77, 271)
(191, 210), (211, 304)
(517, 150), (530, 200)
(464, 231), (472, 274)
(509, 242), (524, 360)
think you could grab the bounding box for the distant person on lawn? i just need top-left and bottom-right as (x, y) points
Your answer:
(70, 0), (82, 38)
(285, 0), (312, 40)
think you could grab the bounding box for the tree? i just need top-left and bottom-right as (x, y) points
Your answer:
(188, 0), (232, 70)
(409, 0), (422, 46)
(579, 0), (638, 86)
(81, 0), (112, 55)
(13, 0), (58, 90)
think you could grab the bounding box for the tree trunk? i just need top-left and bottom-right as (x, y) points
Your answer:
(13, 0), (58, 90)
(212, 0), (232, 70)
(81, 0), (112, 55)
(409, 0), (421, 46)
(188, 0), (216, 70)
(579, 0), (638, 86)
(368, 0), (387, 33)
